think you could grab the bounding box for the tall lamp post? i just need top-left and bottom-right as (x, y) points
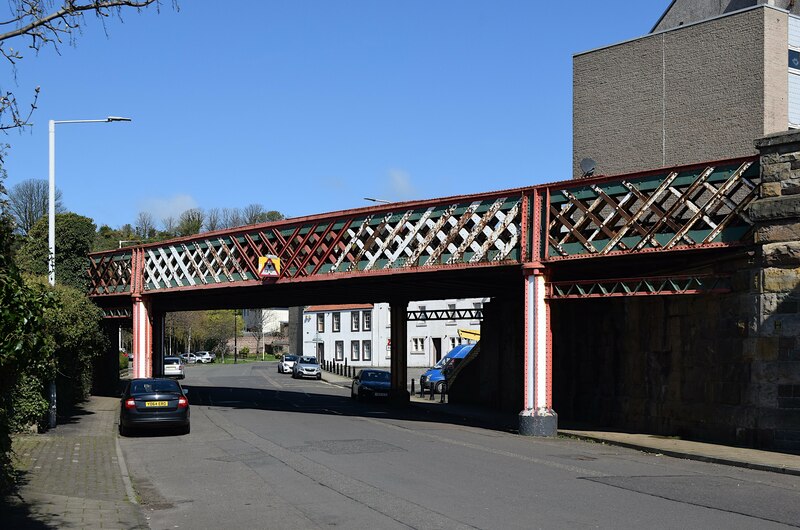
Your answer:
(47, 116), (131, 428)
(48, 116), (131, 286)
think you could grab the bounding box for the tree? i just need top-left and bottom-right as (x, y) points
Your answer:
(135, 211), (155, 239)
(0, 1), (172, 135)
(243, 203), (266, 225)
(7, 179), (64, 235)
(244, 308), (279, 360)
(17, 212), (96, 290)
(205, 208), (220, 232)
(0, 172), (54, 492)
(161, 215), (176, 236)
(222, 207), (243, 229)
(177, 208), (204, 236)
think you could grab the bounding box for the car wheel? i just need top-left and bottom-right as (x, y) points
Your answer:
(119, 423), (130, 437)
(277, 366), (282, 373)
(434, 381), (445, 394)
(351, 386), (356, 399)
(316, 374), (321, 380)
(181, 424), (190, 435)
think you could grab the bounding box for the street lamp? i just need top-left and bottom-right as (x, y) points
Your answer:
(364, 197), (391, 204)
(48, 116), (131, 286)
(47, 115), (130, 429)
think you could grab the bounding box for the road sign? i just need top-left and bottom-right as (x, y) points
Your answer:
(258, 255), (281, 279)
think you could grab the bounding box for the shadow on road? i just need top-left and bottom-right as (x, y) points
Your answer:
(181, 382), (519, 434)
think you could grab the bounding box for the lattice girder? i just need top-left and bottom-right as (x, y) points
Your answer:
(87, 157), (761, 299)
(545, 160), (758, 259)
(88, 195), (523, 294)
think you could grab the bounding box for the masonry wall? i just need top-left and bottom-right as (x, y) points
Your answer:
(551, 131), (800, 454)
(551, 289), (763, 448)
(573, 7), (787, 179)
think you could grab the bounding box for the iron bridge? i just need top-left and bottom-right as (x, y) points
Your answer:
(88, 157), (759, 302)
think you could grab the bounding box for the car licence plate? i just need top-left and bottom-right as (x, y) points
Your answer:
(145, 401), (168, 407)
(375, 393), (388, 397)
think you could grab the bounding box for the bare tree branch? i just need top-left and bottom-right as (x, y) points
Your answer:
(0, 1), (176, 134)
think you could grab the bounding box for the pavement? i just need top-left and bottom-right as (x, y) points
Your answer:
(1, 395), (147, 529)
(3, 370), (799, 530)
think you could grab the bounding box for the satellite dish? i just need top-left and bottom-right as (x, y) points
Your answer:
(580, 158), (596, 178)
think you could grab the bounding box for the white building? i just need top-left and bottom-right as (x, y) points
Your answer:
(302, 298), (486, 368)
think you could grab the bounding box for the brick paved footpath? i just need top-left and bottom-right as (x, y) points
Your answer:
(1, 396), (148, 529)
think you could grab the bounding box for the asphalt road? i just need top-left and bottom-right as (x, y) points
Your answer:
(120, 362), (800, 529)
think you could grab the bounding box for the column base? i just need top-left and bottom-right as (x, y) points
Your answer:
(519, 408), (558, 437)
(389, 389), (411, 405)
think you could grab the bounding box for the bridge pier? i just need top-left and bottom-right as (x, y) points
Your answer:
(519, 268), (557, 436)
(131, 295), (153, 378)
(390, 300), (410, 404)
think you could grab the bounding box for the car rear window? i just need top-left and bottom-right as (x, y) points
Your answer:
(164, 357), (180, 365)
(131, 380), (180, 394)
(284, 355), (298, 361)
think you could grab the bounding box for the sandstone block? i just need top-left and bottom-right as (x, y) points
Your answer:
(760, 181), (782, 198)
(762, 243), (800, 267)
(749, 195), (800, 221)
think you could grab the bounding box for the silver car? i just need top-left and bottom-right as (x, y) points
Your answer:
(278, 354), (299, 374)
(163, 356), (185, 379)
(292, 356), (322, 380)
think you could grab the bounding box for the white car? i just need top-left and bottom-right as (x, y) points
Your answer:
(278, 354), (299, 374)
(195, 351), (215, 364)
(163, 356), (185, 379)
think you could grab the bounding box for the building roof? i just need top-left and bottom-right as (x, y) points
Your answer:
(305, 304), (374, 312)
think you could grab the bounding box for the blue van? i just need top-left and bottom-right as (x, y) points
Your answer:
(419, 344), (475, 393)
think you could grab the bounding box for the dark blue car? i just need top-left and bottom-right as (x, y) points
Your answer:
(351, 369), (391, 401)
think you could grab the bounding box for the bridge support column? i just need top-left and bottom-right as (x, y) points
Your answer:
(132, 296), (153, 378)
(519, 268), (557, 436)
(390, 300), (410, 404)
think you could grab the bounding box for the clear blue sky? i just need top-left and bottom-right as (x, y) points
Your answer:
(3, 1), (669, 229)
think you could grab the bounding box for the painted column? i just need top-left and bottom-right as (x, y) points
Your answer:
(519, 268), (557, 436)
(389, 300), (410, 403)
(131, 295), (152, 378)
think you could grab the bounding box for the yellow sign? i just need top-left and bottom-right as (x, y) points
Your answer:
(258, 255), (281, 278)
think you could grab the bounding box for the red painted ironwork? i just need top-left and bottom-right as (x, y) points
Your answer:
(87, 157), (760, 300)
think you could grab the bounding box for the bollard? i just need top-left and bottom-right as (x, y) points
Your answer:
(440, 382), (447, 403)
(430, 383), (436, 401)
(411, 378), (415, 396)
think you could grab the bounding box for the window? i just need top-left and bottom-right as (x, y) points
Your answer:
(447, 303), (456, 325)
(316, 313), (325, 333)
(335, 341), (344, 361)
(471, 302), (482, 325)
(351, 311), (360, 332)
(332, 312), (340, 332)
(362, 340), (372, 361)
(790, 49), (800, 71)
(449, 337), (463, 350)
(411, 337), (425, 354)
(417, 305), (427, 327)
(351, 340), (360, 361)
(362, 311), (371, 331)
